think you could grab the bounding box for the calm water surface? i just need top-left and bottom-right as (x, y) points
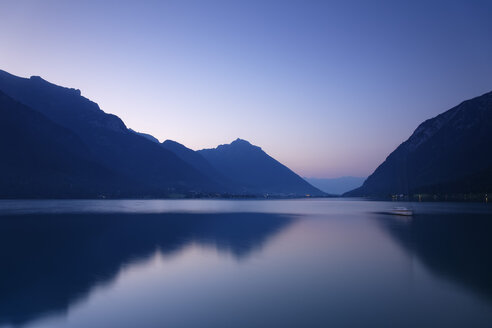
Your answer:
(0, 199), (491, 328)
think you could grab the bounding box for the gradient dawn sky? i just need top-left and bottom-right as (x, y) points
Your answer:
(1, 0), (492, 178)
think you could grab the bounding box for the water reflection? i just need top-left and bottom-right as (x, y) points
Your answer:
(374, 212), (492, 301)
(0, 212), (295, 327)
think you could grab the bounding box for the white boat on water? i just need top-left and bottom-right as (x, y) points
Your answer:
(388, 207), (413, 216)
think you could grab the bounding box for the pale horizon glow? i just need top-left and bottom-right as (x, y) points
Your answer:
(1, 1), (491, 178)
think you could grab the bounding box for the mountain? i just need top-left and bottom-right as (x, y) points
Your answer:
(0, 90), (150, 198)
(0, 69), (323, 198)
(0, 70), (220, 195)
(161, 140), (230, 188)
(345, 91), (492, 197)
(129, 128), (160, 143)
(305, 177), (365, 195)
(198, 139), (324, 195)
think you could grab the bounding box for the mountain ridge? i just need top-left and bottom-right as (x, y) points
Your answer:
(0, 69), (224, 195)
(0, 69), (323, 198)
(0, 90), (154, 198)
(198, 138), (324, 195)
(345, 90), (492, 197)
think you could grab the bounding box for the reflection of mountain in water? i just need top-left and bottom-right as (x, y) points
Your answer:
(375, 212), (492, 301)
(0, 212), (295, 326)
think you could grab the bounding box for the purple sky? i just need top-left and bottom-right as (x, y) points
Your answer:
(1, 0), (492, 178)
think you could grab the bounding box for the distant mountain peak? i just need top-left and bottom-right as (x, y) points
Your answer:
(28, 75), (82, 96)
(200, 138), (262, 153)
(162, 139), (183, 146)
(231, 138), (251, 145)
(29, 75), (45, 81)
(198, 139), (323, 196)
(226, 138), (262, 151)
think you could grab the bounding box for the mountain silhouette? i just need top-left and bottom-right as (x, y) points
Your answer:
(0, 70), (223, 196)
(0, 90), (154, 198)
(198, 139), (324, 195)
(161, 139), (232, 189)
(0, 69), (323, 198)
(129, 128), (160, 143)
(346, 91), (492, 197)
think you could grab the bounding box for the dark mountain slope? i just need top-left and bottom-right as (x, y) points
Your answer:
(129, 128), (160, 143)
(0, 70), (219, 194)
(0, 91), (150, 198)
(161, 140), (231, 188)
(345, 91), (492, 197)
(198, 139), (323, 195)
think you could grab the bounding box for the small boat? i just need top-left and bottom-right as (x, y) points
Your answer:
(388, 207), (413, 216)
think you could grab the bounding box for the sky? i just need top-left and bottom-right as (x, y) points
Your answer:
(1, 0), (492, 178)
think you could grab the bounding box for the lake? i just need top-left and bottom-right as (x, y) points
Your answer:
(0, 199), (491, 328)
